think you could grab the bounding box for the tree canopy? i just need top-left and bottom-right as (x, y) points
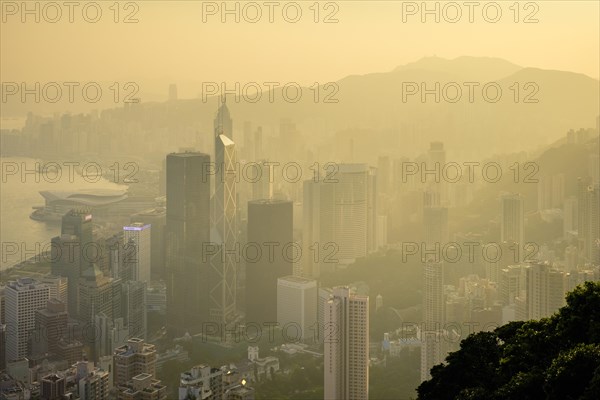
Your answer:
(417, 281), (600, 400)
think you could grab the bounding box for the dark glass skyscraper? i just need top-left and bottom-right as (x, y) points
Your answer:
(165, 152), (211, 336)
(50, 234), (81, 318)
(246, 199), (293, 326)
(61, 209), (93, 269)
(61, 209), (93, 247)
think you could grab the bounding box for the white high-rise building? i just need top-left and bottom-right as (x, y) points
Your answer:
(277, 276), (317, 343)
(5, 278), (50, 360)
(423, 260), (444, 329)
(421, 260), (445, 383)
(303, 164), (372, 276)
(335, 164), (369, 264)
(317, 287), (333, 343)
(420, 330), (444, 384)
(324, 287), (369, 400)
(524, 262), (567, 320)
(123, 223), (152, 283)
(501, 193), (524, 253)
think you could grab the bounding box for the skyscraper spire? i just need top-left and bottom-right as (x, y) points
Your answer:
(214, 94), (232, 139)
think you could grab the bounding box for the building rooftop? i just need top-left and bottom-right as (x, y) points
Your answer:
(248, 199), (292, 205)
(40, 189), (127, 206)
(278, 275), (317, 285)
(168, 151), (210, 158)
(6, 278), (46, 291)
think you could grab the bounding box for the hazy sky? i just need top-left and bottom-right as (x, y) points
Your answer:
(2, 1), (599, 99)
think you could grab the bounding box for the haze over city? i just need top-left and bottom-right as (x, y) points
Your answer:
(1, 1), (599, 400)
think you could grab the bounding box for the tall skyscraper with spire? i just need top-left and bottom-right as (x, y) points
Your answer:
(211, 98), (238, 323)
(214, 96), (233, 140)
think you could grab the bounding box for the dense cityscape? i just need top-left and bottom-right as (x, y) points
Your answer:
(1, 2), (600, 400)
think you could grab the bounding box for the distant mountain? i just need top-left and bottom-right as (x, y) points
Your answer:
(394, 55), (523, 82)
(4, 56), (598, 159)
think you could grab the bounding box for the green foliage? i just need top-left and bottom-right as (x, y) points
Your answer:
(369, 351), (421, 400)
(544, 344), (600, 400)
(253, 354), (324, 400)
(417, 282), (600, 400)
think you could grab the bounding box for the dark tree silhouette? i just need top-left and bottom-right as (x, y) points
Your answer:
(417, 282), (600, 400)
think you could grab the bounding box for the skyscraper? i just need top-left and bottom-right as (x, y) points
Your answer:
(95, 314), (129, 360)
(277, 276), (317, 343)
(524, 262), (567, 320)
(302, 180), (335, 278)
(323, 286), (369, 400)
(51, 234), (81, 317)
(131, 207), (167, 280)
(501, 193), (525, 253)
(165, 151), (211, 335)
(580, 184), (599, 265)
(214, 98), (233, 140)
(246, 199), (293, 326)
(317, 287), (333, 344)
(422, 260), (444, 330)
(61, 209), (93, 269)
(251, 160), (273, 201)
(34, 298), (68, 357)
(78, 264), (122, 328)
(5, 278), (50, 360)
(123, 280), (148, 340)
(421, 260), (445, 383)
(123, 223), (152, 283)
(78, 265), (123, 360)
(367, 167), (378, 253)
(335, 164), (369, 264)
(303, 164), (371, 276)
(212, 123), (238, 323)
